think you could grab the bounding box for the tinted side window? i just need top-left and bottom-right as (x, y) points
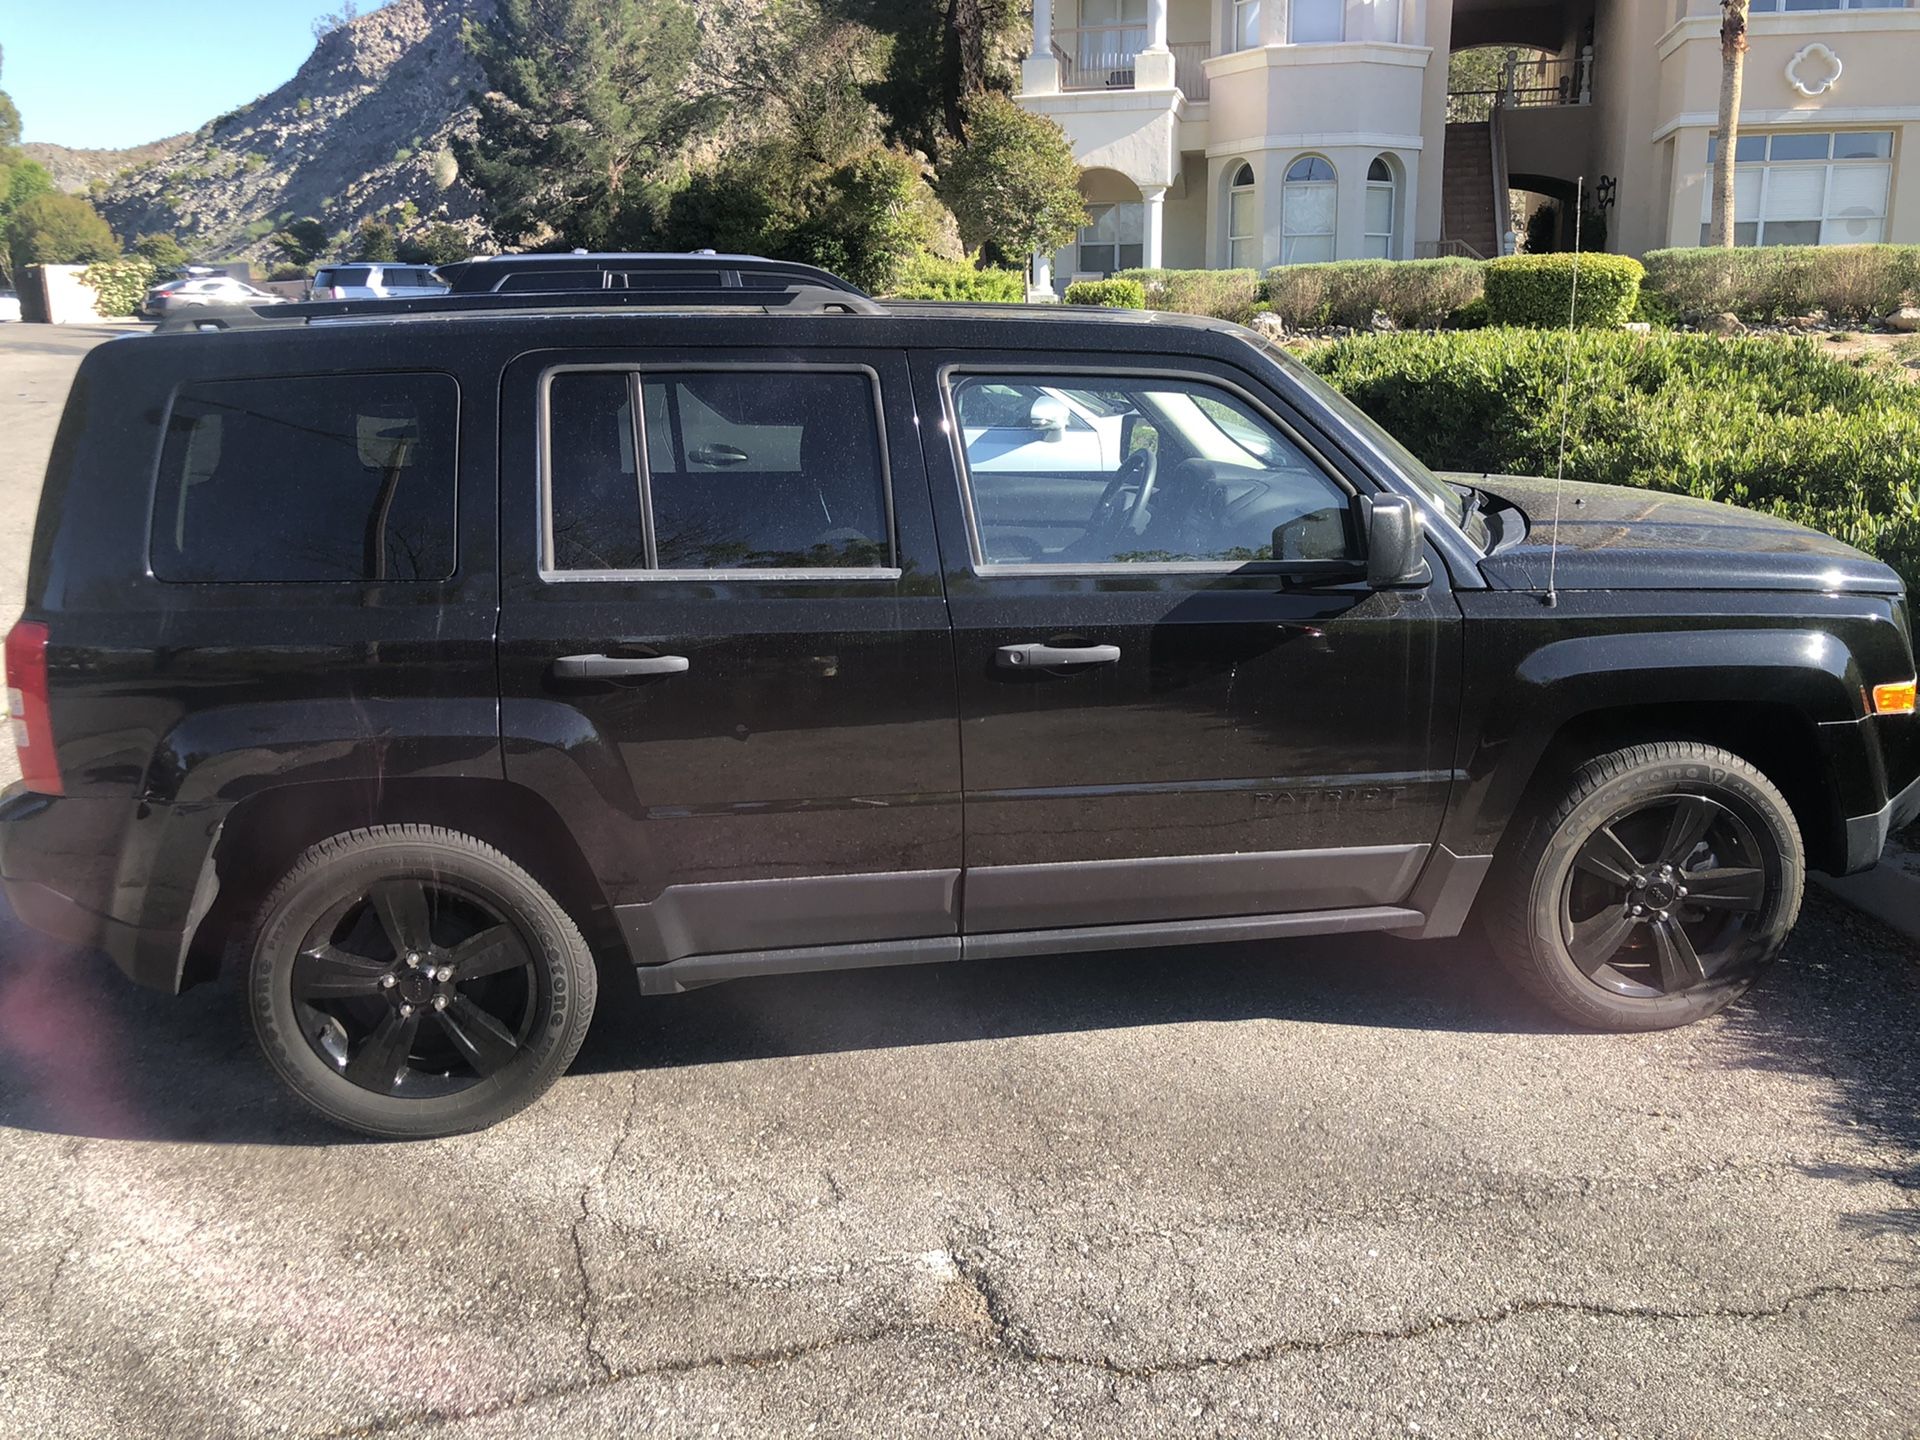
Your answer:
(318, 267), (372, 287)
(950, 372), (1355, 567)
(501, 270), (605, 293)
(544, 369), (892, 573)
(153, 374), (458, 583)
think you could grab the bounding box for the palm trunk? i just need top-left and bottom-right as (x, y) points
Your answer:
(1709, 0), (1749, 248)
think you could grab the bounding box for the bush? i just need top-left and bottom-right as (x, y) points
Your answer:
(1065, 277), (1145, 308)
(78, 257), (156, 316)
(1483, 252), (1643, 327)
(396, 223), (475, 267)
(351, 218), (397, 261)
(131, 231), (190, 269)
(1265, 258), (1485, 330)
(937, 93), (1087, 261)
(1303, 328), (1920, 587)
(267, 263), (311, 281)
(1116, 267), (1263, 324)
(887, 254), (1025, 302)
(7, 191), (118, 266)
(1641, 244), (1920, 324)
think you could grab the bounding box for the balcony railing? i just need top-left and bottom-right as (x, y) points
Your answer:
(1052, 26), (1212, 100)
(1447, 47), (1593, 123)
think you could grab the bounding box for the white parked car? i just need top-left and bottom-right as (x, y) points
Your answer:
(143, 277), (286, 319)
(310, 263), (448, 300)
(0, 289), (20, 322)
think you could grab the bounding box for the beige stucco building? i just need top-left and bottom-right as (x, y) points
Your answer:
(1016, 0), (1920, 292)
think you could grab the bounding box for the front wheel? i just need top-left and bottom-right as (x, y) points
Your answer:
(1488, 742), (1804, 1031)
(247, 825), (597, 1138)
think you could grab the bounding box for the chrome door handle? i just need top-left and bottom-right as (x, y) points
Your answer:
(996, 643), (1121, 669)
(552, 653), (690, 679)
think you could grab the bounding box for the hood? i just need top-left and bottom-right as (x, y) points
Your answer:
(1458, 474), (1902, 596)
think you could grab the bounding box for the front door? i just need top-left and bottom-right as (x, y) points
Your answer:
(909, 351), (1460, 935)
(497, 348), (961, 966)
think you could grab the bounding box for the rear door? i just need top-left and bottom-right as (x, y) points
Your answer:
(910, 349), (1462, 935)
(496, 348), (962, 967)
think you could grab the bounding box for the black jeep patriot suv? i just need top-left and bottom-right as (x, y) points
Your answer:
(6, 284), (1918, 1137)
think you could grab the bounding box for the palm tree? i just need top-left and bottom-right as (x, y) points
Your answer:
(1708, 0), (1750, 247)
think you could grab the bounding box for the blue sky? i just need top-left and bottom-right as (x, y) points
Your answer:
(5, 0), (372, 149)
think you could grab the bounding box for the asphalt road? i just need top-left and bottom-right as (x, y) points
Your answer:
(0, 324), (1916, 1439)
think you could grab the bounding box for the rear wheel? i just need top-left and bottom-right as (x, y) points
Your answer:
(1489, 742), (1803, 1031)
(247, 825), (597, 1138)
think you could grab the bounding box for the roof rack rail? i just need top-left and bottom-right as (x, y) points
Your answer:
(154, 283), (886, 334)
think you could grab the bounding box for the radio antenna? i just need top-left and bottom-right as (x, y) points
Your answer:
(1544, 176), (1584, 609)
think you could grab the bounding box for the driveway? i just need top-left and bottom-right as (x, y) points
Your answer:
(0, 325), (1915, 1438)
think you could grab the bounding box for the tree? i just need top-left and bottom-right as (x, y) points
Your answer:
(936, 93), (1085, 261)
(456, 0), (712, 249)
(6, 191), (117, 267)
(132, 231), (190, 269)
(351, 218), (397, 261)
(397, 223), (475, 266)
(1708, 0), (1750, 248)
(0, 44), (20, 150)
(269, 216), (331, 265)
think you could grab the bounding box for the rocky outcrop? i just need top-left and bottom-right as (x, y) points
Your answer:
(91, 0), (496, 262)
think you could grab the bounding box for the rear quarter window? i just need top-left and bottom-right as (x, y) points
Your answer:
(151, 373), (459, 583)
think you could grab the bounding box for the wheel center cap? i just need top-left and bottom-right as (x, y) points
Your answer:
(1643, 880), (1678, 910)
(397, 970), (434, 1005)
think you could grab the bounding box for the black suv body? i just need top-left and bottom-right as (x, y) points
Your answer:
(7, 295), (1917, 1135)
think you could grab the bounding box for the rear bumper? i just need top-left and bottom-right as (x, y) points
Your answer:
(0, 785), (225, 992)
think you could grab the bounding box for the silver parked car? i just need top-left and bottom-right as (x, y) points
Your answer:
(310, 263), (448, 300)
(143, 276), (287, 318)
(0, 289), (21, 323)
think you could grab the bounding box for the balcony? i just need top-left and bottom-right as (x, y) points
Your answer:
(1446, 48), (1593, 124)
(1050, 25), (1213, 100)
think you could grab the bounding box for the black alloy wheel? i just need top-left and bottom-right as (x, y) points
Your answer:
(290, 877), (539, 1096)
(249, 826), (596, 1137)
(1561, 793), (1770, 998)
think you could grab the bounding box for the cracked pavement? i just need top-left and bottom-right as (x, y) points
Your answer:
(2, 327), (1918, 1439)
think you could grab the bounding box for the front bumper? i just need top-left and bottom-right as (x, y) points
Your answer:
(1841, 766), (1920, 875)
(0, 785), (225, 992)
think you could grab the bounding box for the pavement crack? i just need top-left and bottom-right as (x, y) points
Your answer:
(568, 1188), (612, 1382)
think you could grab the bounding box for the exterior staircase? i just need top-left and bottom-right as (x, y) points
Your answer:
(1442, 121), (1500, 259)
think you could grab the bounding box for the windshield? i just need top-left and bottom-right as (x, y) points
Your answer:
(1239, 331), (1491, 551)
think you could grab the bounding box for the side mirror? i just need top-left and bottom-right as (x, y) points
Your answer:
(1365, 495), (1432, 588)
(1028, 395), (1070, 442)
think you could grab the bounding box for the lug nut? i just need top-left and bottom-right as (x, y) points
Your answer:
(399, 1003), (414, 1017)
(432, 995), (449, 1011)
(1658, 911), (1670, 922)
(406, 952), (421, 968)
(379, 974), (397, 989)
(1632, 874), (1646, 888)
(1677, 886), (1689, 898)
(435, 966), (453, 982)
(1630, 904), (1644, 916)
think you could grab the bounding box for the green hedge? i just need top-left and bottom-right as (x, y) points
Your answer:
(1116, 267), (1264, 324)
(1483, 253), (1644, 327)
(1064, 277), (1146, 308)
(1303, 328), (1920, 587)
(886, 254), (1027, 302)
(79, 257), (157, 318)
(1264, 258), (1484, 330)
(1641, 244), (1920, 323)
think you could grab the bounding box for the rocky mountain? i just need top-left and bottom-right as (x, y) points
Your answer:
(22, 135), (194, 194)
(91, 0), (495, 264)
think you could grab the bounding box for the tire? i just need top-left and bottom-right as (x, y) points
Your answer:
(247, 825), (597, 1138)
(1488, 741), (1803, 1031)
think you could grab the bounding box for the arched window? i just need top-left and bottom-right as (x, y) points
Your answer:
(1227, 163), (1258, 268)
(1365, 157), (1396, 259)
(1282, 156), (1336, 264)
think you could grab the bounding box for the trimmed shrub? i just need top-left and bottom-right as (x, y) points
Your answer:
(1264, 258), (1483, 330)
(79, 257), (156, 316)
(888, 254), (1026, 302)
(1065, 277), (1146, 308)
(1116, 267), (1263, 324)
(1483, 252), (1644, 327)
(1303, 328), (1920, 587)
(1641, 244), (1920, 323)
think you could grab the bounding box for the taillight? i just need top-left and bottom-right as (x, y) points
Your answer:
(5, 621), (62, 795)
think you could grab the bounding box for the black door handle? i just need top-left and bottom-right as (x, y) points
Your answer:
(996, 642), (1122, 669)
(553, 653), (690, 679)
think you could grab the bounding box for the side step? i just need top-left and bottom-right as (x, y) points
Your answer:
(633, 905), (1425, 995)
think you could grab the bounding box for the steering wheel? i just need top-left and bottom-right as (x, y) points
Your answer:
(1086, 446), (1160, 542)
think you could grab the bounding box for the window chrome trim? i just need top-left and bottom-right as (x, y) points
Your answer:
(935, 361), (1360, 579)
(537, 360), (900, 582)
